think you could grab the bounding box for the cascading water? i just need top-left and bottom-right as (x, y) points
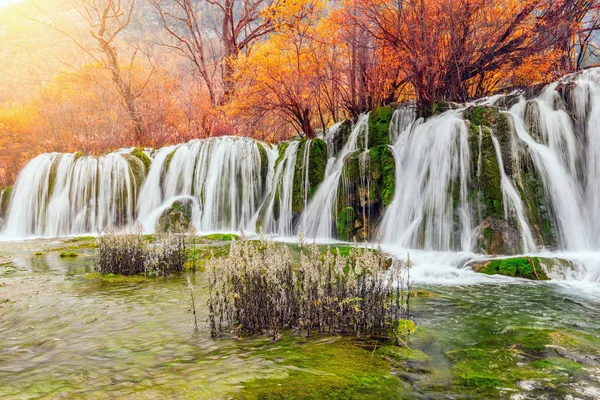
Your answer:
(3, 69), (600, 283)
(299, 114), (369, 240)
(379, 111), (472, 251)
(490, 134), (537, 253)
(137, 136), (268, 234)
(257, 141), (300, 236)
(509, 99), (590, 251)
(4, 152), (138, 237)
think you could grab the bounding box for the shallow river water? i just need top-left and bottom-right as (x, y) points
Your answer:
(1, 238), (599, 399)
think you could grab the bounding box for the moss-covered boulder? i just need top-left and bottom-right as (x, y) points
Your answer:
(337, 206), (358, 241)
(291, 139), (327, 214)
(256, 142), (270, 188)
(369, 145), (396, 207)
(328, 120), (352, 156)
(336, 145), (396, 241)
(472, 217), (520, 255)
(0, 186), (12, 218)
(123, 154), (146, 193)
(368, 106), (394, 148)
(471, 256), (559, 280)
(157, 199), (193, 232)
(130, 148), (151, 174)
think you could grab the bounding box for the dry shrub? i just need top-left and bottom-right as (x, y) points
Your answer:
(96, 225), (187, 276)
(207, 233), (411, 339)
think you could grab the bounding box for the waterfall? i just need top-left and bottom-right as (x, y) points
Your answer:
(379, 111), (472, 251)
(3, 68), (600, 284)
(389, 104), (417, 144)
(580, 70), (600, 245)
(258, 141), (300, 236)
(490, 134), (537, 253)
(4, 152), (138, 237)
(509, 100), (590, 251)
(137, 137), (267, 234)
(299, 114), (369, 240)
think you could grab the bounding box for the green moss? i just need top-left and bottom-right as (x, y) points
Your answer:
(330, 120), (352, 155)
(468, 119), (503, 220)
(130, 148), (151, 173)
(368, 107), (394, 148)
(479, 257), (550, 280)
(186, 244), (231, 271)
(157, 200), (193, 232)
(34, 252), (43, 256)
(199, 233), (240, 241)
(237, 337), (407, 400)
(123, 154), (146, 192)
(308, 138), (327, 196)
(337, 206), (357, 241)
(59, 252), (78, 258)
(290, 139), (327, 213)
(0, 186), (12, 216)
(66, 236), (96, 243)
(163, 148), (178, 176)
(446, 327), (561, 394)
(368, 145), (396, 207)
(375, 345), (431, 363)
(73, 151), (84, 161)
(275, 142), (290, 167)
(256, 142), (269, 187)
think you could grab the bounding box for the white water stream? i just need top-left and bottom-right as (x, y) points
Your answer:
(3, 70), (600, 284)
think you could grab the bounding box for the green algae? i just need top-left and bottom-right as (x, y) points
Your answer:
(337, 206), (357, 241)
(236, 336), (407, 400)
(368, 107), (394, 148)
(130, 148), (151, 173)
(477, 257), (550, 280)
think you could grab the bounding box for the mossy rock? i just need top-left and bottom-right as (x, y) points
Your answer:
(0, 186), (12, 217)
(275, 142), (290, 168)
(73, 151), (84, 161)
(198, 233), (240, 242)
(472, 217), (520, 255)
(122, 154), (146, 192)
(468, 116), (504, 223)
(420, 101), (455, 118)
(337, 206), (358, 241)
(157, 199), (193, 232)
(329, 120), (352, 156)
(472, 257), (551, 280)
(516, 168), (557, 249)
(307, 138), (326, 196)
(130, 148), (152, 173)
(256, 142), (269, 188)
(368, 106), (394, 148)
(368, 145), (396, 207)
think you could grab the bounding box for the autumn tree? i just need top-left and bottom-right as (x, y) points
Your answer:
(32, 0), (148, 141)
(350, 0), (600, 109)
(226, 0), (336, 138)
(149, 0), (274, 107)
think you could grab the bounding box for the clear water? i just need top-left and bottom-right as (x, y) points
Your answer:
(1, 238), (599, 399)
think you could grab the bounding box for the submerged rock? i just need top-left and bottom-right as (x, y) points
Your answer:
(469, 256), (575, 280)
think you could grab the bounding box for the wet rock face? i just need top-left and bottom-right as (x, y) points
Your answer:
(472, 217), (521, 255)
(157, 199), (193, 232)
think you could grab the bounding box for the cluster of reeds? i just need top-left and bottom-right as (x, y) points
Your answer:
(207, 233), (411, 339)
(95, 225), (188, 276)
